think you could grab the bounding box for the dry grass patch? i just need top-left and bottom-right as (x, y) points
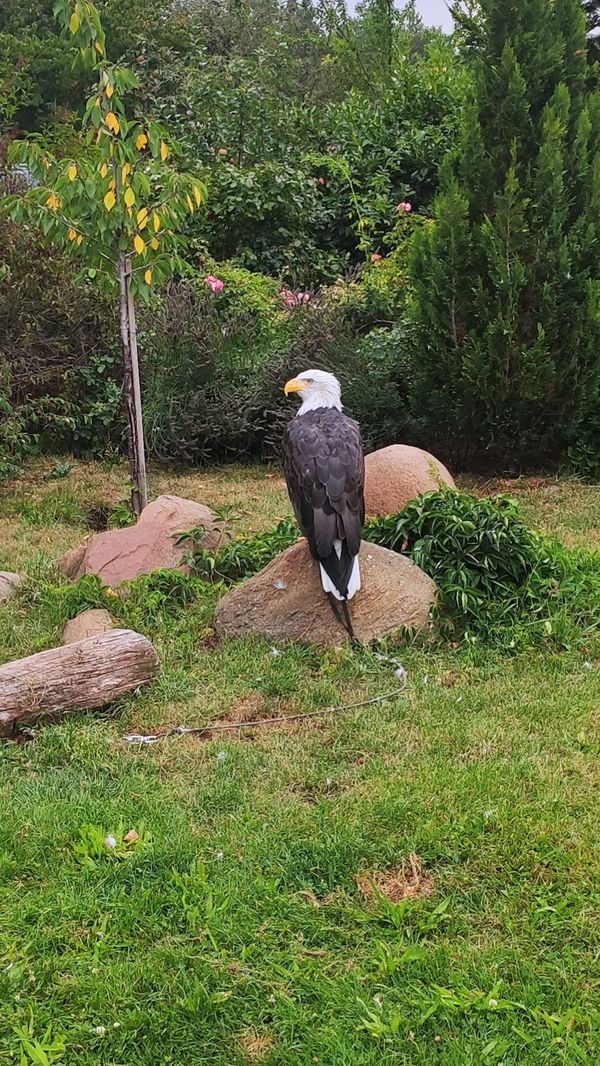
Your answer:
(356, 853), (435, 902)
(238, 1030), (275, 1062)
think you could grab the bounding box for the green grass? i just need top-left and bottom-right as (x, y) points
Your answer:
(1, 461), (599, 1064)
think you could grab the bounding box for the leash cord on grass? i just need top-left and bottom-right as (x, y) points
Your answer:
(123, 684), (407, 746)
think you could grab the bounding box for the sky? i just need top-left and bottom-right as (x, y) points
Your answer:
(415, 0), (454, 31)
(345, 1), (455, 31)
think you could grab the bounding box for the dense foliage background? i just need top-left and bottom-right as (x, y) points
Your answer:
(1, 0), (600, 475)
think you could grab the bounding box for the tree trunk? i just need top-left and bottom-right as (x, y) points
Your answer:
(118, 252), (148, 517)
(0, 629), (159, 735)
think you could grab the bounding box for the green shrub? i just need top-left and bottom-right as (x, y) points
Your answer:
(202, 161), (346, 284)
(140, 271), (291, 465)
(177, 517), (299, 582)
(0, 202), (122, 460)
(0, 391), (31, 480)
(140, 270), (413, 466)
(367, 490), (600, 645)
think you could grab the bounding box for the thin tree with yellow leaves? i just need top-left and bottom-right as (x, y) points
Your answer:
(3, 0), (206, 514)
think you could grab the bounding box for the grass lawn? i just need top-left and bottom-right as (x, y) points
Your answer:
(1, 459), (599, 1065)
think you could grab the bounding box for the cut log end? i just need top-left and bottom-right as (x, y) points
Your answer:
(0, 628), (159, 735)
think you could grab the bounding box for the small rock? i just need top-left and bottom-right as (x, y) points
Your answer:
(0, 572), (23, 603)
(62, 609), (113, 645)
(57, 543), (88, 580)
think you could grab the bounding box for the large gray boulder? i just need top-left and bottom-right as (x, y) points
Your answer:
(214, 539), (436, 647)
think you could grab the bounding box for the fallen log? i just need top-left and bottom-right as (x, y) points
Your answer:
(0, 629), (159, 735)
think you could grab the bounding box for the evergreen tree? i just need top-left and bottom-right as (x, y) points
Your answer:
(409, 0), (600, 469)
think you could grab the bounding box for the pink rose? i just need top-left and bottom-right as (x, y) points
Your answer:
(204, 274), (224, 293)
(396, 201), (412, 213)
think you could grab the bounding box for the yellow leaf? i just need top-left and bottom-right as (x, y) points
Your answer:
(144, 269), (152, 285)
(134, 234), (145, 255)
(106, 84), (114, 99)
(160, 141), (168, 162)
(152, 211), (160, 232)
(103, 189), (116, 211)
(121, 163), (131, 183)
(193, 184), (202, 207)
(109, 178), (116, 191)
(95, 40), (104, 55)
(46, 193), (60, 211)
(67, 228), (77, 241)
(185, 193), (194, 213)
(137, 208), (148, 229)
(76, 234), (83, 246)
(69, 9), (80, 34)
(100, 162), (108, 178)
(124, 187), (135, 208)
(150, 237), (159, 250)
(67, 163), (77, 182)
(105, 112), (120, 135)
(135, 132), (148, 151)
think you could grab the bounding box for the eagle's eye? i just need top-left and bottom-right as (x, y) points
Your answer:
(304, 378), (314, 384)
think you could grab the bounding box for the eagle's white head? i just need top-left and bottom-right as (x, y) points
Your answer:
(283, 369), (342, 415)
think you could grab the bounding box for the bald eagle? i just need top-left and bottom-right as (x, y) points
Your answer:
(283, 370), (365, 621)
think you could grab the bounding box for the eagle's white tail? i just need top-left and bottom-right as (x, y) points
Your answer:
(319, 540), (361, 601)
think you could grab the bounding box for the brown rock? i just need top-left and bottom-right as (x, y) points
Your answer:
(0, 572), (23, 603)
(62, 608), (114, 645)
(58, 542), (88, 580)
(214, 539), (435, 647)
(364, 445), (455, 517)
(60, 495), (223, 587)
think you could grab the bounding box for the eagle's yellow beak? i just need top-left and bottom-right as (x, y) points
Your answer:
(284, 377), (306, 395)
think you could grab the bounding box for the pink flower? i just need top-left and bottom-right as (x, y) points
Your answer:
(280, 288), (311, 309)
(396, 201), (412, 213)
(370, 253), (383, 264)
(204, 274), (224, 293)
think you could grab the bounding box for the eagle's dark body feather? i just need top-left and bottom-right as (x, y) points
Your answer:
(283, 407), (365, 599)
